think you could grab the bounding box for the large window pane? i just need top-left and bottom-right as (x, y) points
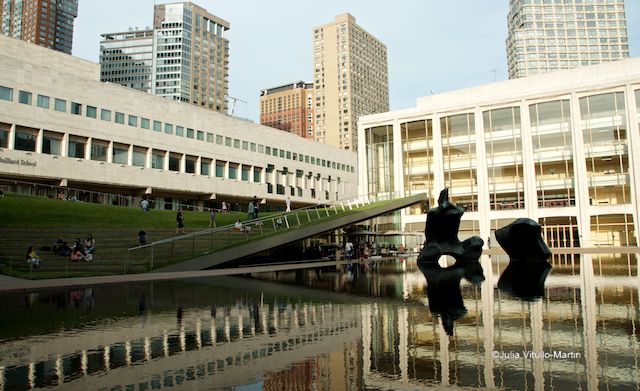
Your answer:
(441, 113), (477, 210)
(215, 162), (225, 178)
(580, 92), (629, 205)
(112, 144), (128, 164)
(14, 127), (37, 151)
(152, 150), (165, 169)
(168, 153), (180, 171)
(128, 115), (137, 127)
(0, 86), (12, 101)
(484, 106), (524, 210)
(401, 119), (434, 211)
(201, 160), (211, 176)
(101, 109), (111, 121)
(91, 140), (108, 161)
(132, 147), (146, 167)
(185, 156), (196, 173)
(68, 137), (86, 158)
(18, 90), (32, 105)
(42, 131), (62, 155)
(54, 98), (66, 112)
(86, 106), (97, 118)
(365, 125), (394, 196)
(37, 95), (49, 109)
(228, 163), (238, 179)
(70, 102), (81, 115)
(530, 99), (575, 207)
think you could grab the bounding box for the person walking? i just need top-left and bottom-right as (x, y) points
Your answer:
(140, 198), (149, 211)
(209, 208), (217, 228)
(176, 210), (185, 234)
(252, 197), (259, 219)
(285, 197), (291, 212)
(138, 230), (147, 246)
(221, 201), (228, 214)
(247, 200), (255, 220)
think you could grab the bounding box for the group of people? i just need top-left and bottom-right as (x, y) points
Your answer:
(53, 235), (95, 262)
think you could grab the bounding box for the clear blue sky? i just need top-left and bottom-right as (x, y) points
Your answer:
(73, 0), (640, 122)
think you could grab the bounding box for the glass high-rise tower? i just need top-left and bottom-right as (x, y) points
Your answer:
(152, 2), (230, 112)
(99, 2), (230, 113)
(506, 0), (629, 79)
(100, 29), (154, 93)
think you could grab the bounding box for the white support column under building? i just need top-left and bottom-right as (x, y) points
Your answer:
(569, 92), (591, 246)
(36, 128), (43, 154)
(432, 114), (445, 195)
(392, 119), (403, 197)
(7, 123), (15, 150)
(474, 108), (491, 245)
(624, 85), (640, 245)
(520, 98), (539, 220)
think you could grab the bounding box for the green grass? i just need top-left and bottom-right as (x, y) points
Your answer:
(0, 193), (407, 279)
(0, 193), (246, 228)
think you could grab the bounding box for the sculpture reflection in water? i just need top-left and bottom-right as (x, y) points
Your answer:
(417, 189), (485, 336)
(496, 218), (552, 300)
(417, 189), (552, 335)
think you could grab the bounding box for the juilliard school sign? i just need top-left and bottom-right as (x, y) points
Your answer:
(0, 157), (37, 167)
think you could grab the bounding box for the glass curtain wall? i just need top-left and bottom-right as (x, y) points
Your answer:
(401, 120), (434, 212)
(529, 100), (575, 207)
(441, 114), (477, 211)
(579, 92), (630, 205)
(366, 125), (394, 197)
(483, 107), (525, 210)
(636, 89), (640, 133)
(590, 214), (635, 247)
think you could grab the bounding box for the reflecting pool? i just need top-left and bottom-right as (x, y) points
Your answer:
(0, 253), (639, 390)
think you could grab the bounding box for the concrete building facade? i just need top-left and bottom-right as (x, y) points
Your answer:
(0, 35), (357, 210)
(1, 0), (78, 54)
(100, 29), (155, 94)
(507, 0), (629, 78)
(358, 58), (640, 249)
(313, 13), (389, 151)
(260, 81), (315, 139)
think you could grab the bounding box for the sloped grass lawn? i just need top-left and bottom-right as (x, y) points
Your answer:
(0, 193), (402, 279)
(0, 193), (243, 228)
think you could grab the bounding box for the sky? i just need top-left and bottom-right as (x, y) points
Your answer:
(73, 0), (640, 122)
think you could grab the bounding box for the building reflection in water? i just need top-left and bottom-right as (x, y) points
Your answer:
(0, 253), (639, 390)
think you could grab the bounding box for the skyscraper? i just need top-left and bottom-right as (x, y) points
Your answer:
(312, 13), (389, 151)
(506, 0), (629, 79)
(100, 28), (154, 93)
(152, 2), (230, 112)
(260, 81), (315, 139)
(1, 0), (78, 54)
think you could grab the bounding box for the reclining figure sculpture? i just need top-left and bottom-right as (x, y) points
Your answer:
(417, 188), (552, 335)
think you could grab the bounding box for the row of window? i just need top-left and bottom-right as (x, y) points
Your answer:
(1, 127), (339, 200)
(0, 85), (355, 174)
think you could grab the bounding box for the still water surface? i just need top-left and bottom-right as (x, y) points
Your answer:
(0, 253), (639, 390)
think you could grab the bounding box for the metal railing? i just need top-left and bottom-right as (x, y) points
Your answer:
(126, 192), (405, 272)
(0, 178), (203, 211)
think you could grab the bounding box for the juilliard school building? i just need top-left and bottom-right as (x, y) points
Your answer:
(0, 36), (357, 210)
(358, 58), (640, 249)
